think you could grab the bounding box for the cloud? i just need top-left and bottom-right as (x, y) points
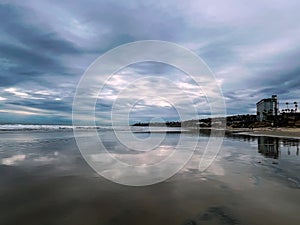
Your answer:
(1, 0), (300, 123)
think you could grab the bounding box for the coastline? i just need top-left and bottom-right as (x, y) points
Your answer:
(229, 127), (300, 140)
(186, 127), (300, 140)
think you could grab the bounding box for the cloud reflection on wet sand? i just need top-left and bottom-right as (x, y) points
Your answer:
(0, 130), (299, 225)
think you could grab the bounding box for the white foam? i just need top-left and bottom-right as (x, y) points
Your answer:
(0, 124), (109, 130)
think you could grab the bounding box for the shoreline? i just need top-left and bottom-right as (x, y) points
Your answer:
(228, 127), (300, 140)
(186, 127), (300, 140)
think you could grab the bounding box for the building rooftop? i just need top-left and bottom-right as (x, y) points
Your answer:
(256, 95), (277, 105)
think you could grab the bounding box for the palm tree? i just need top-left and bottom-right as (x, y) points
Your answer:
(286, 102), (289, 111)
(294, 102), (298, 112)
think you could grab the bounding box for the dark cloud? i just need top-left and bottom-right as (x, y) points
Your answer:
(0, 0), (300, 123)
(0, 3), (81, 55)
(0, 43), (62, 71)
(6, 99), (72, 112)
(0, 2), (84, 90)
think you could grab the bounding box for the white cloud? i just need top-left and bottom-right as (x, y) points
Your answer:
(4, 87), (29, 98)
(4, 87), (46, 100)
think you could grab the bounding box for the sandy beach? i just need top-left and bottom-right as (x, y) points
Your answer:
(233, 127), (300, 139)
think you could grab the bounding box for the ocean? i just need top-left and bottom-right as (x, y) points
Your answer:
(0, 125), (299, 225)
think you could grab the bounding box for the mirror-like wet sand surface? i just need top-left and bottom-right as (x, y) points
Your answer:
(0, 129), (299, 225)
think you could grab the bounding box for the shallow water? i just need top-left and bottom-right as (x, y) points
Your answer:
(0, 129), (299, 225)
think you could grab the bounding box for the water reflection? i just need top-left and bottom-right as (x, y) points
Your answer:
(2, 154), (26, 165)
(0, 130), (300, 225)
(257, 137), (280, 159)
(257, 136), (300, 159)
(282, 139), (300, 156)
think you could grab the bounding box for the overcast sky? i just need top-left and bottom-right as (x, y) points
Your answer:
(0, 0), (300, 124)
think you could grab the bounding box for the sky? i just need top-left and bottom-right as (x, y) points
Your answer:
(0, 0), (300, 125)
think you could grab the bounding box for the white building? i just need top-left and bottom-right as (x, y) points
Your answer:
(256, 95), (278, 121)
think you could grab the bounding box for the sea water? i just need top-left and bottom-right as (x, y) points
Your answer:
(0, 127), (299, 225)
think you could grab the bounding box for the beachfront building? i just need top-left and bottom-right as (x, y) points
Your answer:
(256, 95), (278, 121)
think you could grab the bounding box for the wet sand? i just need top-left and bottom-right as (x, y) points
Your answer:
(234, 127), (300, 139)
(0, 130), (299, 225)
